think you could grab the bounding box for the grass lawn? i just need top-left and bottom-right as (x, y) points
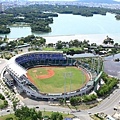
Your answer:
(63, 47), (83, 51)
(27, 66), (86, 93)
(0, 112), (74, 120)
(42, 111), (74, 118)
(0, 99), (4, 106)
(0, 114), (17, 120)
(43, 47), (83, 51)
(42, 47), (56, 51)
(90, 115), (102, 120)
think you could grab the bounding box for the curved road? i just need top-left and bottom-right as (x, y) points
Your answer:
(1, 88), (120, 120)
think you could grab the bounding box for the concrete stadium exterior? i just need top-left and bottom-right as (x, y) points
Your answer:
(1, 51), (102, 100)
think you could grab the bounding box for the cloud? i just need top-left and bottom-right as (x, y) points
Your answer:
(113, 0), (120, 2)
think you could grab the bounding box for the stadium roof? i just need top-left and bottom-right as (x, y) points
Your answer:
(7, 55), (27, 77)
(7, 63), (26, 77)
(6, 51), (64, 77)
(67, 53), (98, 58)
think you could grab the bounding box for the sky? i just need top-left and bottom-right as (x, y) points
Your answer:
(29, 0), (77, 1)
(29, 0), (76, 1)
(28, 0), (120, 2)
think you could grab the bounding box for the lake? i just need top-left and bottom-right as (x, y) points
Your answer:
(0, 12), (120, 44)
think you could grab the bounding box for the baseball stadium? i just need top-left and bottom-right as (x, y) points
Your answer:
(1, 51), (102, 100)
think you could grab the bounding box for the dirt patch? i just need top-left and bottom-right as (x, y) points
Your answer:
(26, 67), (55, 84)
(36, 69), (54, 79)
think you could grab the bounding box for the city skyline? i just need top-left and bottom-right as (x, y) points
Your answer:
(0, 0), (120, 2)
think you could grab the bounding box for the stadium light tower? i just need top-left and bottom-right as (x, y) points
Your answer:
(68, 72), (73, 92)
(97, 57), (100, 74)
(63, 72), (72, 104)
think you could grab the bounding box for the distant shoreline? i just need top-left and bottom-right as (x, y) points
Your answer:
(43, 33), (120, 44)
(8, 33), (120, 45)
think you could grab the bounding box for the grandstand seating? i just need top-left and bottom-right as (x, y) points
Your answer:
(15, 53), (76, 69)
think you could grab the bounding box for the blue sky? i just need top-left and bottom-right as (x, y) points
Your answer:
(29, 0), (77, 1)
(28, 0), (77, 1)
(114, 0), (120, 1)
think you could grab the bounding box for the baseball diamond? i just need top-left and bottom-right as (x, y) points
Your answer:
(26, 66), (88, 93)
(2, 51), (102, 100)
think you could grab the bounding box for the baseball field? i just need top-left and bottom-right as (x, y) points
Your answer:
(26, 66), (89, 93)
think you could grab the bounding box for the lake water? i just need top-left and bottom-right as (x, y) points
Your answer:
(0, 12), (120, 43)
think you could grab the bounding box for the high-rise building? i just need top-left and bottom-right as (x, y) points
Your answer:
(0, 3), (4, 12)
(0, 3), (2, 12)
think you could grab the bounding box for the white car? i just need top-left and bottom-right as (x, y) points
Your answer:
(114, 106), (117, 110)
(88, 112), (91, 114)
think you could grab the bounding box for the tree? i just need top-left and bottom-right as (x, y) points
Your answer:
(5, 117), (13, 120)
(111, 48), (117, 56)
(58, 114), (63, 120)
(59, 99), (64, 105)
(70, 97), (78, 110)
(103, 36), (114, 45)
(3, 100), (8, 107)
(73, 39), (80, 47)
(97, 72), (118, 97)
(13, 101), (17, 111)
(51, 112), (58, 120)
(56, 41), (63, 49)
(91, 43), (97, 46)
(50, 112), (63, 120)
(15, 106), (38, 120)
(114, 43), (119, 47)
(70, 97), (77, 106)
(37, 110), (42, 120)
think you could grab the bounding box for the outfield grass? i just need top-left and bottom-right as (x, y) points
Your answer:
(27, 66), (86, 93)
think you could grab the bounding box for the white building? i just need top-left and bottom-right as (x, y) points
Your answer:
(0, 3), (4, 12)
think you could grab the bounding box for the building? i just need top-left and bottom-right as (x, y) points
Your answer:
(0, 3), (4, 12)
(3, 73), (14, 87)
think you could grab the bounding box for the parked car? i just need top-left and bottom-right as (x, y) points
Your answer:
(6, 109), (10, 112)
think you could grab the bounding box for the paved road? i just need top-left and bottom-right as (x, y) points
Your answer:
(1, 88), (120, 120)
(24, 88), (120, 120)
(0, 59), (8, 74)
(88, 88), (120, 114)
(1, 88), (120, 119)
(104, 53), (120, 78)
